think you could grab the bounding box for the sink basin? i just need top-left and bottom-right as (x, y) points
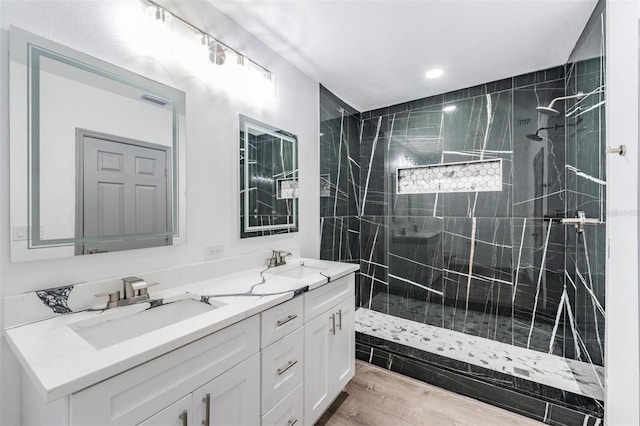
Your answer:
(267, 262), (329, 279)
(69, 298), (222, 349)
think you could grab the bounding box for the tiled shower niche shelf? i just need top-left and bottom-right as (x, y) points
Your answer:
(397, 159), (502, 194)
(277, 178), (298, 199)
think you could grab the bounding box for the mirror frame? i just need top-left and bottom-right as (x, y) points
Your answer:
(9, 26), (187, 262)
(239, 114), (298, 238)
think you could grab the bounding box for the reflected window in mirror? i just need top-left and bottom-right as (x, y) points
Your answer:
(9, 26), (187, 262)
(239, 115), (298, 238)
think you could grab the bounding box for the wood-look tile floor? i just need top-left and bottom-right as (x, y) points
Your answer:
(316, 360), (544, 426)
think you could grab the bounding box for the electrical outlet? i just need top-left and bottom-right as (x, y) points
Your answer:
(204, 244), (224, 260)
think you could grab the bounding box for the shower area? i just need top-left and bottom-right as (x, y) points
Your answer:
(319, 2), (606, 424)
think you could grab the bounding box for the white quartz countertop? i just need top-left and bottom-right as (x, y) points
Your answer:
(5, 258), (358, 403)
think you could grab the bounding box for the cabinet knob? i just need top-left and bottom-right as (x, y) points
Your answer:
(287, 418), (298, 426)
(336, 309), (343, 331)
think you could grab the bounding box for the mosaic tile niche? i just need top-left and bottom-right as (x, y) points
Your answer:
(397, 159), (502, 194)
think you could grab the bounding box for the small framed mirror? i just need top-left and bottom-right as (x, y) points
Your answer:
(239, 115), (298, 238)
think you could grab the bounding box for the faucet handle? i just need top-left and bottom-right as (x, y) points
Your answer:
(95, 290), (121, 308)
(139, 282), (159, 297)
(122, 276), (148, 298)
(95, 290), (120, 300)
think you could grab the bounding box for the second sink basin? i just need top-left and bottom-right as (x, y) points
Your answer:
(266, 261), (329, 279)
(69, 298), (223, 349)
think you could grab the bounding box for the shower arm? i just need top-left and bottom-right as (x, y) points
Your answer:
(547, 93), (584, 108)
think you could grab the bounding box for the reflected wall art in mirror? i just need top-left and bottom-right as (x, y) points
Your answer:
(239, 115), (298, 238)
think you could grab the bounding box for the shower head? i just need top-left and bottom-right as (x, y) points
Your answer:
(536, 92), (584, 116)
(535, 106), (561, 116)
(526, 132), (544, 141)
(525, 123), (565, 142)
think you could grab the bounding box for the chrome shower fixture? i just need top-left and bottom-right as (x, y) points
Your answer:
(525, 123), (565, 141)
(536, 92), (584, 116)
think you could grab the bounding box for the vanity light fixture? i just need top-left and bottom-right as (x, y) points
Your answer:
(425, 68), (444, 79)
(146, 0), (275, 87)
(148, 4), (172, 22)
(443, 105), (457, 112)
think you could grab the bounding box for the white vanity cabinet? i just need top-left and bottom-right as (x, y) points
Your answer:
(16, 268), (358, 426)
(303, 274), (355, 426)
(70, 316), (260, 426)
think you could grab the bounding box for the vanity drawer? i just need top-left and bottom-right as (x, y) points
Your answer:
(71, 315), (259, 426)
(261, 384), (303, 426)
(261, 327), (303, 414)
(261, 296), (303, 348)
(304, 274), (354, 322)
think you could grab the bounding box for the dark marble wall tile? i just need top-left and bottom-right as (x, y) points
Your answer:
(387, 216), (444, 326)
(359, 215), (389, 312)
(439, 91), (513, 218)
(514, 66), (565, 88)
(360, 116), (388, 217)
(319, 85), (361, 267)
(441, 218), (514, 343)
(320, 85), (361, 219)
(319, 216), (359, 263)
(564, 0), (606, 367)
(513, 80), (568, 218)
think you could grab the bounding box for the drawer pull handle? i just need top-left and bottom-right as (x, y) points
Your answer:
(277, 360), (298, 375)
(287, 418), (298, 426)
(336, 309), (343, 331)
(179, 410), (188, 426)
(330, 313), (336, 335)
(202, 393), (211, 426)
(277, 314), (298, 327)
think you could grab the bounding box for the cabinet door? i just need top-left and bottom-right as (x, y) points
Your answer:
(138, 395), (192, 426)
(303, 309), (332, 425)
(192, 353), (260, 426)
(330, 296), (355, 392)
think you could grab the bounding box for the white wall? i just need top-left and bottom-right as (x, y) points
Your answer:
(0, 0), (320, 424)
(605, 1), (640, 425)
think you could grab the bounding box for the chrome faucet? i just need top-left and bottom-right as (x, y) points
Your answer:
(96, 276), (156, 309)
(268, 250), (291, 267)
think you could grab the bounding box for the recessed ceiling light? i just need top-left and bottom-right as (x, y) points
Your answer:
(443, 105), (456, 112)
(425, 69), (444, 79)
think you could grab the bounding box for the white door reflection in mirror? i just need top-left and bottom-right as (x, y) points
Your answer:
(77, 131), (172, 255)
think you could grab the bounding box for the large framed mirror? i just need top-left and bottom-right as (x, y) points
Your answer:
(239, 115), (298, 238)
(9, 27), (187, 262)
